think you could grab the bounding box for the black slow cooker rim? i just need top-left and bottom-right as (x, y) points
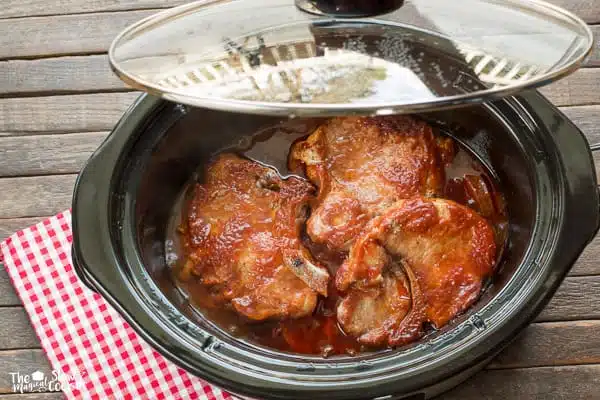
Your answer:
(72, 92), (600, 399)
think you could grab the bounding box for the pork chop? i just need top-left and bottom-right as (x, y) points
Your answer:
(289, 116), (452, 253)
(180, 153), (330, 321)
(336, 197), (496, 346)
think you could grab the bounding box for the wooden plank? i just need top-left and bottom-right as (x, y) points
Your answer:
(0, 175), (76, 219)
(0, 132), (108, 177)
(537, 276), (600, 322)
(0, 81), (596, 137)
(490, 320), (600, 369)
(546, 0), (600, 24)
(444, 364), (600, 400)
(0, 0), (588, 23)
(0, 268), (22, 307)
(0, 350), (53, 394)
(0, 318), (598, 392)
(3, 51), (600, 99)
(0, 218), (45, 243)
(0, 5), (595, 60)
(0, 0), (185, 19)
(570, 235), (600, 276)
(0, 0), (594, 24)
(585, 25), (600, 67)
(0, 394), (63, 400)
(0, 93), (597, 139)
(0, 309), (39, 350)
(0, 19), (596, 96)
(0, 310), (597, 369)
(0, 92), (139, 134)
(0, 268), (593, 347)
(0, 10), (153, 59)
(0, 55), (125, 95)
(0, 247), (588, 320)
(541, 68), (600, 107)
(0, 354), (592, 398)
(0, 308), (597, 371)
(0, 93), (598, 137)
(0, 242), (595, 317)
(0, 247), (598, 347)
(561, 105), (600, 143)
(0, 201), (597, 311)
(0, 352), (596, 399)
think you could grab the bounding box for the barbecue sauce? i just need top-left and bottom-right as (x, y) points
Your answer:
(169, 119), (508, 357)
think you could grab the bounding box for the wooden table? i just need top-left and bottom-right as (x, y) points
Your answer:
(0, 1), (599, 399)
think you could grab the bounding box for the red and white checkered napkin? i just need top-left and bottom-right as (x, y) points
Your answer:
(0, 210), (234, 400)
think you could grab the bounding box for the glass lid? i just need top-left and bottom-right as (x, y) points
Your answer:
(109, 0), (593, 116)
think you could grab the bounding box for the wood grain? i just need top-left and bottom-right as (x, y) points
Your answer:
(2, 52), (599, 99)
(0, 130), (579, 188)
(0, 1), (597, 399)
(554, 0), (600, 23)
(1, 302), (599, 368)
(0, 309), (39, 350)
(0, 175), (76, 219)
(0, 0), (596, 22)
(540, 68), (600, 106)
(443, 364), (600, 400)
(0, 350), (53, 394)
(0, 0), (591, 22)
(0, 308), (597, 389)
(0, 10), (153, 59)
(0, 6), (596, 61)
(537, 276), (600, 322)
(0, 132), (108, 177)
(0, 265), (597, 341)
(0, 218), (43, 243)
(0, 92), (139, 134)
(490, 320), (600, 368)
(2, 213), (595, 302)
(0, 0), (184, 19)
(0, 55), (126, 95)
(0, 269), (21, 307)
(587, 25), (600, 67)
(541, 69), (600, 106)
(570, 236), (600, 276)
(0, 94), (599, 138)
(0, 394), (63, 400)
(0, 351), (598, 397)
(0, 156), (596, 221)
(561, 104), (600, 143)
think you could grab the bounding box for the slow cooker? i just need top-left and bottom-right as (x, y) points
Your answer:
(71, 1), (600, 398)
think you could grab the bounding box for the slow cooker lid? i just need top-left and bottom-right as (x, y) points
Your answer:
(108, 0), (593, 116)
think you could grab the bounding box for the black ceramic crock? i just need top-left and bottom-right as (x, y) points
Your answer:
(71, 90), (600, 400)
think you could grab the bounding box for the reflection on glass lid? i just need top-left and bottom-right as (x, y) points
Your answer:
(109, 0), (593, 116)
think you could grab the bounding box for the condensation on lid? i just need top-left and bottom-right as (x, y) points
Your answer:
(109, 0), (593, 116)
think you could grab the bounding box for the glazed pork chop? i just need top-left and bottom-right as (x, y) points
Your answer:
(180, 153), (330, 321)
(336, 197), (496, 346)
(289, 116), (453, 253)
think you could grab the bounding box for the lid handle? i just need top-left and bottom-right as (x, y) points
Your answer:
(295, 0), (404, 17)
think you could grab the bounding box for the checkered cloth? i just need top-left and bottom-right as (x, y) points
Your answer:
(0, 210), (233, 400)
